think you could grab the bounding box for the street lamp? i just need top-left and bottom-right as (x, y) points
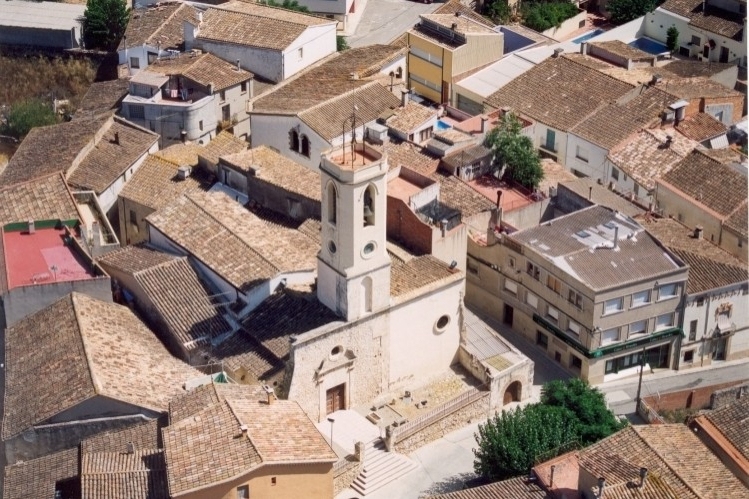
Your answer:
(327, 417), (335, 451)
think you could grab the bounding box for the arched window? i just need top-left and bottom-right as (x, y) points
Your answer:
(327, 182), (337, 225)
(290, 129), (299, 152)
(363, 184), (375, 226)
(361, 276), (372, 313)
(301, 135), (311, 157)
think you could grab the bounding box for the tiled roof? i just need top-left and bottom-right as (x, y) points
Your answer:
(146, 53), (253, 92)
(81, 449), (169, 499)
(168, 380), (263, 423)
(153, 142), (204, 167)
(559, 178), (644, 218)
(724, 202), (748, 240)
(118, 154), (213, 211)
(163, 399), (262, 495)
(427, 476), (551, 498)
(146, 190), (318, 292)
(588, 40), (655, 61)
(704, 396), (749, 461)
(391, 255), (461, 297)
(659, 0), (744, 40)
(227, 397), (336, 462)
(384, 139), (441, 176)
(0, 116), (107, 186)
(571, 87), (674, 149)
(485, 56), (633, 131)
(75, 78), (130, 119)
(118, 2), (199, 51)
(432, 171), (495, 218)
(299, 81), (400, 141)
(386, 102), (439, 135)
(198, 2), (329, 51)
(441, 144), (492, 170)
(199, 130), (247, 166)
(232, 146), (321, 200)
(252, 45), (404, 114)
(212, 288), (338, 373)
(511, 205), (684, 291)
(81, 416), (166, 455)
(675, 113), (728, 142)
(660, 149), (747, 217)
(580, 424), (747, 499)
(3, 448), (79, 499)
(134, 257), (232, 348)
(658, 77), (743, 100)
(96, 244), (177, 275)
(607, 128), (696, 190)
(661, 60), (737, 79)
(67, 118), (159, 193)
(2, 293), (201, 439)
(637, 215), (747, 293)
(432, 0), (495, 27)
(0, 173), (79, 225)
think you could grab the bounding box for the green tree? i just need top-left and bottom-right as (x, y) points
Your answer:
(82, 0), (130, 51)
(521, 2), (579, 32)
(337, 35), (349, 52)
(484, 113), (543, 190)
(484, 0), (513, 24)
(666, 26), (679, 53)
(2, 99), (57, 139)
(474, 404), (577, 481)
(606, 0), (656, 24)
(541, 378), (627, 445)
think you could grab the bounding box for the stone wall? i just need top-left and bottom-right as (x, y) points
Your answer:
(394, 394), (489, 455)
(333, 458), (362, 496)
(710, 382), (749, 410)
(642, 380), (746, 414)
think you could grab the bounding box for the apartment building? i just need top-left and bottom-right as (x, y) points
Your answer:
(467, 205), (689, 384)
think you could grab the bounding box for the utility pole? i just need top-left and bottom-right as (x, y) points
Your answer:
(635, 346), (646, 408)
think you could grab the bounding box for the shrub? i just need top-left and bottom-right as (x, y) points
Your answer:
(607, 0), (657, 24)
(522, 2), (579, 32)
(2, 100), (57, 139)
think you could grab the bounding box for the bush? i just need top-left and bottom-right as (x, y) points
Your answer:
(484, 0), (514, 24)
(2, 100), (57, 139)
(337, 35), (349, 52)
(522, 2), (579, 32)
(666, 26), (679, 52)
(607, 0), (657, 24)
(485, 113), (543, 190)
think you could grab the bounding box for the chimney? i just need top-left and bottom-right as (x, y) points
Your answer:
(236, 59), (241, 71)
(553, 48), (564, 58)
(613, 225), (619, 249)
(177, 165), (191, 180)
(451, 22), (458, 30)
(455, 11), (461, 16)
(263, 385), (275, 405)
(114, 132), (120, 145)
(440, 219), (448, 237)
(694, 225), (703, 239)
(27, 220), (35, 234)
(126, 442), (135, 454)
(639, 467), (648, 488)
(401, 89), (409, 107)
(181, 130), (187, 143)
(650, 74), (662, 86)
(580, 42), (588, 55)
(240, 424), (248, 436)
(597, 477), (606, 498)
(550, 465), (556, 488)
(588, 185), (593, 200)
(496, 189), (502, 210)
(665, 135), (673, 148)
(480, 116), (488, 134)
(198, 11), (203, 23)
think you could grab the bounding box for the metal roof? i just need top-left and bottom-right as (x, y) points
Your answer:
(0, 1), (85, 30)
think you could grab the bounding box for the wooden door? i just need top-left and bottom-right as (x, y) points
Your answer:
(326, 384), (345, 415)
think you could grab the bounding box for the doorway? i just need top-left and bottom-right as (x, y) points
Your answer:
(503, 304), (514, 327)
(719, 46), (729, 63)
(326, 384), (346, 415)
(503, 381), (522, 405)
(712, 338), (727, 361)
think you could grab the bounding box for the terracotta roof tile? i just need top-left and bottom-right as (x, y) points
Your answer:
(75, 79), (130, 119)
(67, 118), (159, 193)
(704, 396), (749, 461)
(589, 40), (656, 61)
(218, 0), (332, 26)
(199, 130), (247, 166)
(658, 77), (743, 100)
(427, 476), (551, 498)
(724, 202), (748, 240)
(81, 416), (166, 455)
(637, 215), (747, 293)
(2, 293), (201, 439)
(391, 255), (461, 297)
(660, 60), (737, 78)
(146, 53), (253, 92)
(118, 2), (199, 51)
(660, 149), (747, 217)
(486, 56), (634, 130)
(81, 449), (168, 499)
(145, 191), (318, 292)
(675, 113), (728, 142)
(384, 139), (441, 176)
(153, 142), (204, 167)
(0, 173), (79, 225)
(432, 0), (495, 27)
(229, 145), (321, 200)
(420, 13), (497, 35)
(386, 102), (439, 135)
(3, 448), (79, 499)
(97, 244), (177, 275)
(432, 171), (495, 218)
(119, 154), (213, 211)
(660, 0), (744, 39)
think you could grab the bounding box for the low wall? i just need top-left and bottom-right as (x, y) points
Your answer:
(710, 382), (749, 409)
(542, 10), (587, 41)
(642, 380), (746, 414)
(333, 457), (362, 496)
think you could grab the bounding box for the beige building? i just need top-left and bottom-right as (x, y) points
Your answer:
(468, 205), (689, 384)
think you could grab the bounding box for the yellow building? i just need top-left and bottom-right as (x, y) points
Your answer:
(406, 10), (503, 105)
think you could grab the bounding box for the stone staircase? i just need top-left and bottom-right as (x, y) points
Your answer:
(350, 438), (418, 495)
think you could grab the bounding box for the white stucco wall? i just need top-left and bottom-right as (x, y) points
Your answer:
(535, 123), (568, 166)
(282, 24), (337, 80)
(121, 96), (216, 147)
(95, 142), (158, 213)
(565, 133), (608, 179)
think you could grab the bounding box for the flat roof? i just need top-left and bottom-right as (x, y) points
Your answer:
(456, 54), (536, 98)
(388, 176), (425, 203)
(0, 1), (85, 30)
(467, 175), (533, 212)
(3, 226), (94, 290)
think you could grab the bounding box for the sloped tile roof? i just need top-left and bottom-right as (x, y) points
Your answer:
(485, 56), (633, 131)
(589, 40), (655, 61)
(386, 102), (439, 135)
(96, 244), (177, 275)
(146, 53), (253, 92)
(75, 78), (130, 119)
(659, 0), (744, 40)
(660, 149), (747, 217)
(391, 255), (461, 297)
(81, 449), (169, 499)
(675, 112), (728, 142)
(661, 60), (737, 78)
(0, 115), (107, 186)
(229, 145), (321, 200)
(3, 448), (79, 499)
(0, 173), (79, 225)
(145, 190), (318, 292)
(118, 154), (213, 211)
(299, 81), (400, 141)
(637, 215), (747, 293)
(67, 118), (159, 193)
(432, 171), (495, 218)
(385, 139), (441, 176)
(198, 130), (247, 166)
(420, 13), (497, 35)
(2, 293), (201, 439)
(153, 142), (204, 167)
(81, 416), (166, 454)
(704, 396), (749, 461)
(118, 2), (199, 51)
(724, 202), (748, 240)
(432, 0), (495, 28)
(218, 0), (332, 26)
(571, 87), (674, 149)
(658, 77), (744, 100)
(427, 476), (551, 498)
